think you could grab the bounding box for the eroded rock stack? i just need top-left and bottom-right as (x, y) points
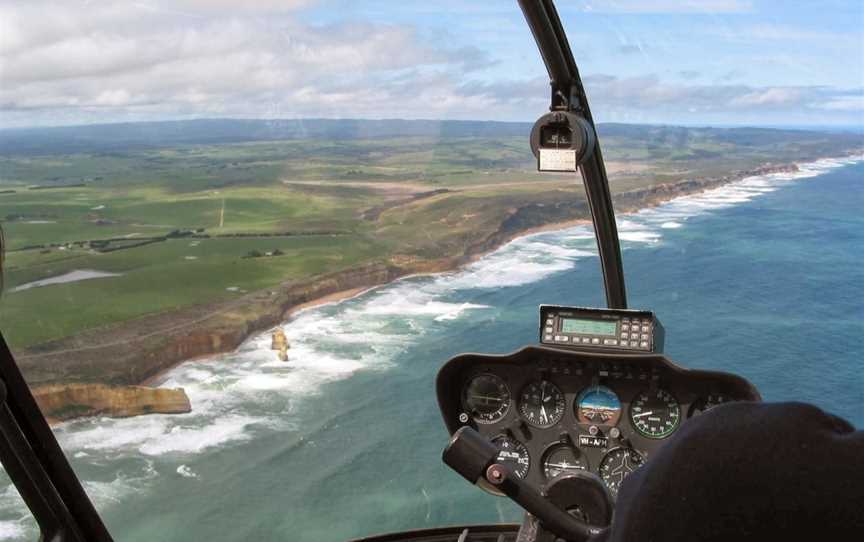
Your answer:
(271, 328), (290, 361)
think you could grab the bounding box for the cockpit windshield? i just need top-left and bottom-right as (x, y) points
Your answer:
(0, 2), (861, 541)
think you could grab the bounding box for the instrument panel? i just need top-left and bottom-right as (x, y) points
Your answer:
(436, 345), (760, 498)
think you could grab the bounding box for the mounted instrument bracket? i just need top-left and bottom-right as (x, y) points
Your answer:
(519, 0), (628, 310)
(530, 111), (595, 173)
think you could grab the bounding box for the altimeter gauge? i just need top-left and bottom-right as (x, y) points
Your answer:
(519, 380), (566, 428)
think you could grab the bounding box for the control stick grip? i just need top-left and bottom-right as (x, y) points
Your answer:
(442, 427), (598, 542)
(442, 426), (500, 484)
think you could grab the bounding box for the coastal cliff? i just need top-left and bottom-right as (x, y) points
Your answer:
(471, 162), (801, 255)
(33, 383), (191, 422)
(15, 160), (820, 423)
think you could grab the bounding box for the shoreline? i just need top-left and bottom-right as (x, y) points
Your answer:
(21, 152), (862, 422)
(285, 286), (374, 318)
(138, 286), (376, 387)
(272, 218), (595, 325)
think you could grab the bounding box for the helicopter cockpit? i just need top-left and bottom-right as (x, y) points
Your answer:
(2, 1), (862, 542)
(354, 2), (763, 541)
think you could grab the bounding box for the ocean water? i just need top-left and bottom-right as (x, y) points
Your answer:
(0, 157), (862, 541)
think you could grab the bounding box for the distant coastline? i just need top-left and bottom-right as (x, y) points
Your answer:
(17, 151), (862, 423)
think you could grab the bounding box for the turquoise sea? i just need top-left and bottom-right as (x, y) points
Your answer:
(1, 156), (861, 541)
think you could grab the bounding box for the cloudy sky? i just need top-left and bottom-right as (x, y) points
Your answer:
(0, 0), (862, 128)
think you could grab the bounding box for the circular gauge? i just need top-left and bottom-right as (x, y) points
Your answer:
(630, 388), (681, 438)
(689, 393), (731, 417)
(519, 380), (566, 428)
(542, 444), (588, 480)
(491, 436), (531, 479)
(599, 448), (644, 497)
(463, 374), (510, 424)
(575, 385), (622, 426)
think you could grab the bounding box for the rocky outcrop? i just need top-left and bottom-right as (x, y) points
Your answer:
(271, 329), (289, 361)
(32, 383), (191, 421)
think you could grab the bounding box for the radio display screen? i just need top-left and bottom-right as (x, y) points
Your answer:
(560, 318), (618, 336)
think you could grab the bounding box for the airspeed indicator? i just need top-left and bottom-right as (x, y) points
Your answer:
(630, 388), (681, 438)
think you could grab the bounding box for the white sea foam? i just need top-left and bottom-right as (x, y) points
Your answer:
(0, 486), (32, 540)
(138, 416), (256, 455)
(177, 465), (198, 478)
(0, 521), (27, 539)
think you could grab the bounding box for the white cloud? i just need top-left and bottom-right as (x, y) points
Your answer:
(818, 95), (864, 112)
(729, 88), (804, 107)
(0, 0), (859, 127)
(0, 0), (500, 126)
(169, 0), (314, 9)
(577, 0), (752, 14)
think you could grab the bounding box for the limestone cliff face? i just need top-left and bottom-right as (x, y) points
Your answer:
(17, 262), (413, 387)
(477, 163), (802, 254)
(32, 384), (191, 421)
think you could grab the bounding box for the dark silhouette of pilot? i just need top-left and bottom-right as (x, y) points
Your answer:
(602, 401), (864, 541)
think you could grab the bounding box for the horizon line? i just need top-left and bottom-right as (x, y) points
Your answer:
(2, 116), (861, 133)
